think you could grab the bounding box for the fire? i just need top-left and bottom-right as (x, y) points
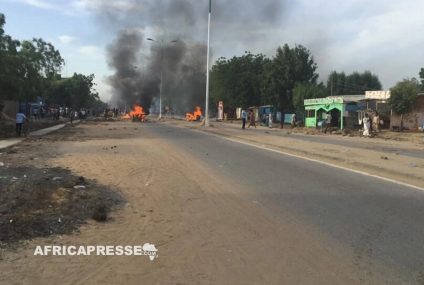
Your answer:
(121, 105), (146, 121)
(185, 106), (202, 121)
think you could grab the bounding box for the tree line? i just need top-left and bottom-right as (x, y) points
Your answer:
(210, 44), (383, 113)
(0, 13), (104, 110)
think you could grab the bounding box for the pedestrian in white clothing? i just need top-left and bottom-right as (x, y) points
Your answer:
(363, 113), (371, 137)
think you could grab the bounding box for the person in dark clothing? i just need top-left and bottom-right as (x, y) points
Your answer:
(247, 110), (256, 128)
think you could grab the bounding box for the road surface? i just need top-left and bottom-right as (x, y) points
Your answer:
(150, 122), (424, 284)
(1, 120), (423, 285)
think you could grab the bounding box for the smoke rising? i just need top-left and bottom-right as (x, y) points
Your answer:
(96, 0), (285, 112)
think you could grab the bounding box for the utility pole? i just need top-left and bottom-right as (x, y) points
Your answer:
(147, 38), (177, 120)
(159, 41), (163, 120)
(204, 0), (212, 127)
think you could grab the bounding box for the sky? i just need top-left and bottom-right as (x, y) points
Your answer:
(1, 0), (423, 102)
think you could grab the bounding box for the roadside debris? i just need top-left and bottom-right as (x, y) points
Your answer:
(73, 185), (86, 189)
(0, 166), (123, 248)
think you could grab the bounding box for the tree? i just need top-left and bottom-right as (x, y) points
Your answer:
(327, 71), (382, 95)
(47, 73), (100, 109)
(0, 13), (64, 102)
(210, 52), (269, 108)
(18, 38), (64, 101)
(389, 78), (420, 130)
(261, 44), (318, 112)
(292, 82), (327, 112)
(0, 13), (21, 101)
(327, 71), (346, 96)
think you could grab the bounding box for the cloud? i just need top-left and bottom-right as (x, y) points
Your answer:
(7, 0), (59, 10)
(58, 35), (76, 45)
(71, 0), (136, 11)
(78, 45), (102, 56)
(20, 0), (55, 9)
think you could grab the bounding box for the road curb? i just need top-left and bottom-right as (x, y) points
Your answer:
(0, 120), (80, 150)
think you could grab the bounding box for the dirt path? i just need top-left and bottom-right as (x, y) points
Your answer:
(0, 121), (401, 284)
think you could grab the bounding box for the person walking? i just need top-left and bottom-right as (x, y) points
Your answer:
(373, 112), (380, 133)
(15, 111), (27, 137)
(291, 113), (296, 128)
(363, 113), (371, 137)
(248, 110), (256, 128)
(324, 112), (332, 134)
(268, 112), (273, 128)
(70, 109), (74, 125)
(241, 109), (247, 129)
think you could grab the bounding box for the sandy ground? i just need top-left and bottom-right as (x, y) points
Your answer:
(0, 121), (408, 284)
(163, 119), (424, 189)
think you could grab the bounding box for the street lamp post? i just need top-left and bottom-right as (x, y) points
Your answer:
(147, 38), (177, 120)
(205, 0), (212, 127)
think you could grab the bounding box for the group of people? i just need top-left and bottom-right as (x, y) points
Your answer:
(241, 109), (257, 129)
(236, 107), (385, 139)
(12, 107), (89, 136)
(362, 112), (381, 137)
(241, 110), (297, 130)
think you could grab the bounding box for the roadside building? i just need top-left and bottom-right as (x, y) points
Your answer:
(357, 91), (391, 129)
(390, 93), (424, 131)
(304, 95), (365, 130)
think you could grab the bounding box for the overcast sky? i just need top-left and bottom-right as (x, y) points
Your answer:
(1, 0), (423, 101)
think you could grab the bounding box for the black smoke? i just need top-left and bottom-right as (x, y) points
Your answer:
(107, 30), (206, 113)
(97, 0), (285, 112)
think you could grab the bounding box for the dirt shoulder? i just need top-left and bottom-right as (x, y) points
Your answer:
(0, 120), (401, 284)
(0, 124), (123, 249)
(162, 119), (424, 189)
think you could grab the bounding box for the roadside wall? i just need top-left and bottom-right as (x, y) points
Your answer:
(390, 96), (424, 130)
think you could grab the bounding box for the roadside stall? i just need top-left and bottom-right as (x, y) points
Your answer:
(304, 95), (365, 130)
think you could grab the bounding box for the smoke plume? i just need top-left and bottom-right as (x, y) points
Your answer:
(96, 0), (285, 112)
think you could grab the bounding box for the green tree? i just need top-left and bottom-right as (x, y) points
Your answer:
(389, 78), (420, 130)
(0, 13), (21, 101)
(261, 44), (318, 112)
(47, 73), (100, 109)
(0, 13), (64, 102)
(210, 52), (269, 108)
(327, 71), (382, 95)
(19, 38), (64, 101)
(292, 82), (327, 112)
(327, 71), (346, 96)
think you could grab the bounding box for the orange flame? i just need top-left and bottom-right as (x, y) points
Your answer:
(185, 106), (202, 121)
(121, 104), (146, 121)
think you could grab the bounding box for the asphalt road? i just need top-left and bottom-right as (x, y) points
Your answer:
(147, 122), (424, 284)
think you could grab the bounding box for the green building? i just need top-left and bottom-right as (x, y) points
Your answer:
(304, 96), (365, 130)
